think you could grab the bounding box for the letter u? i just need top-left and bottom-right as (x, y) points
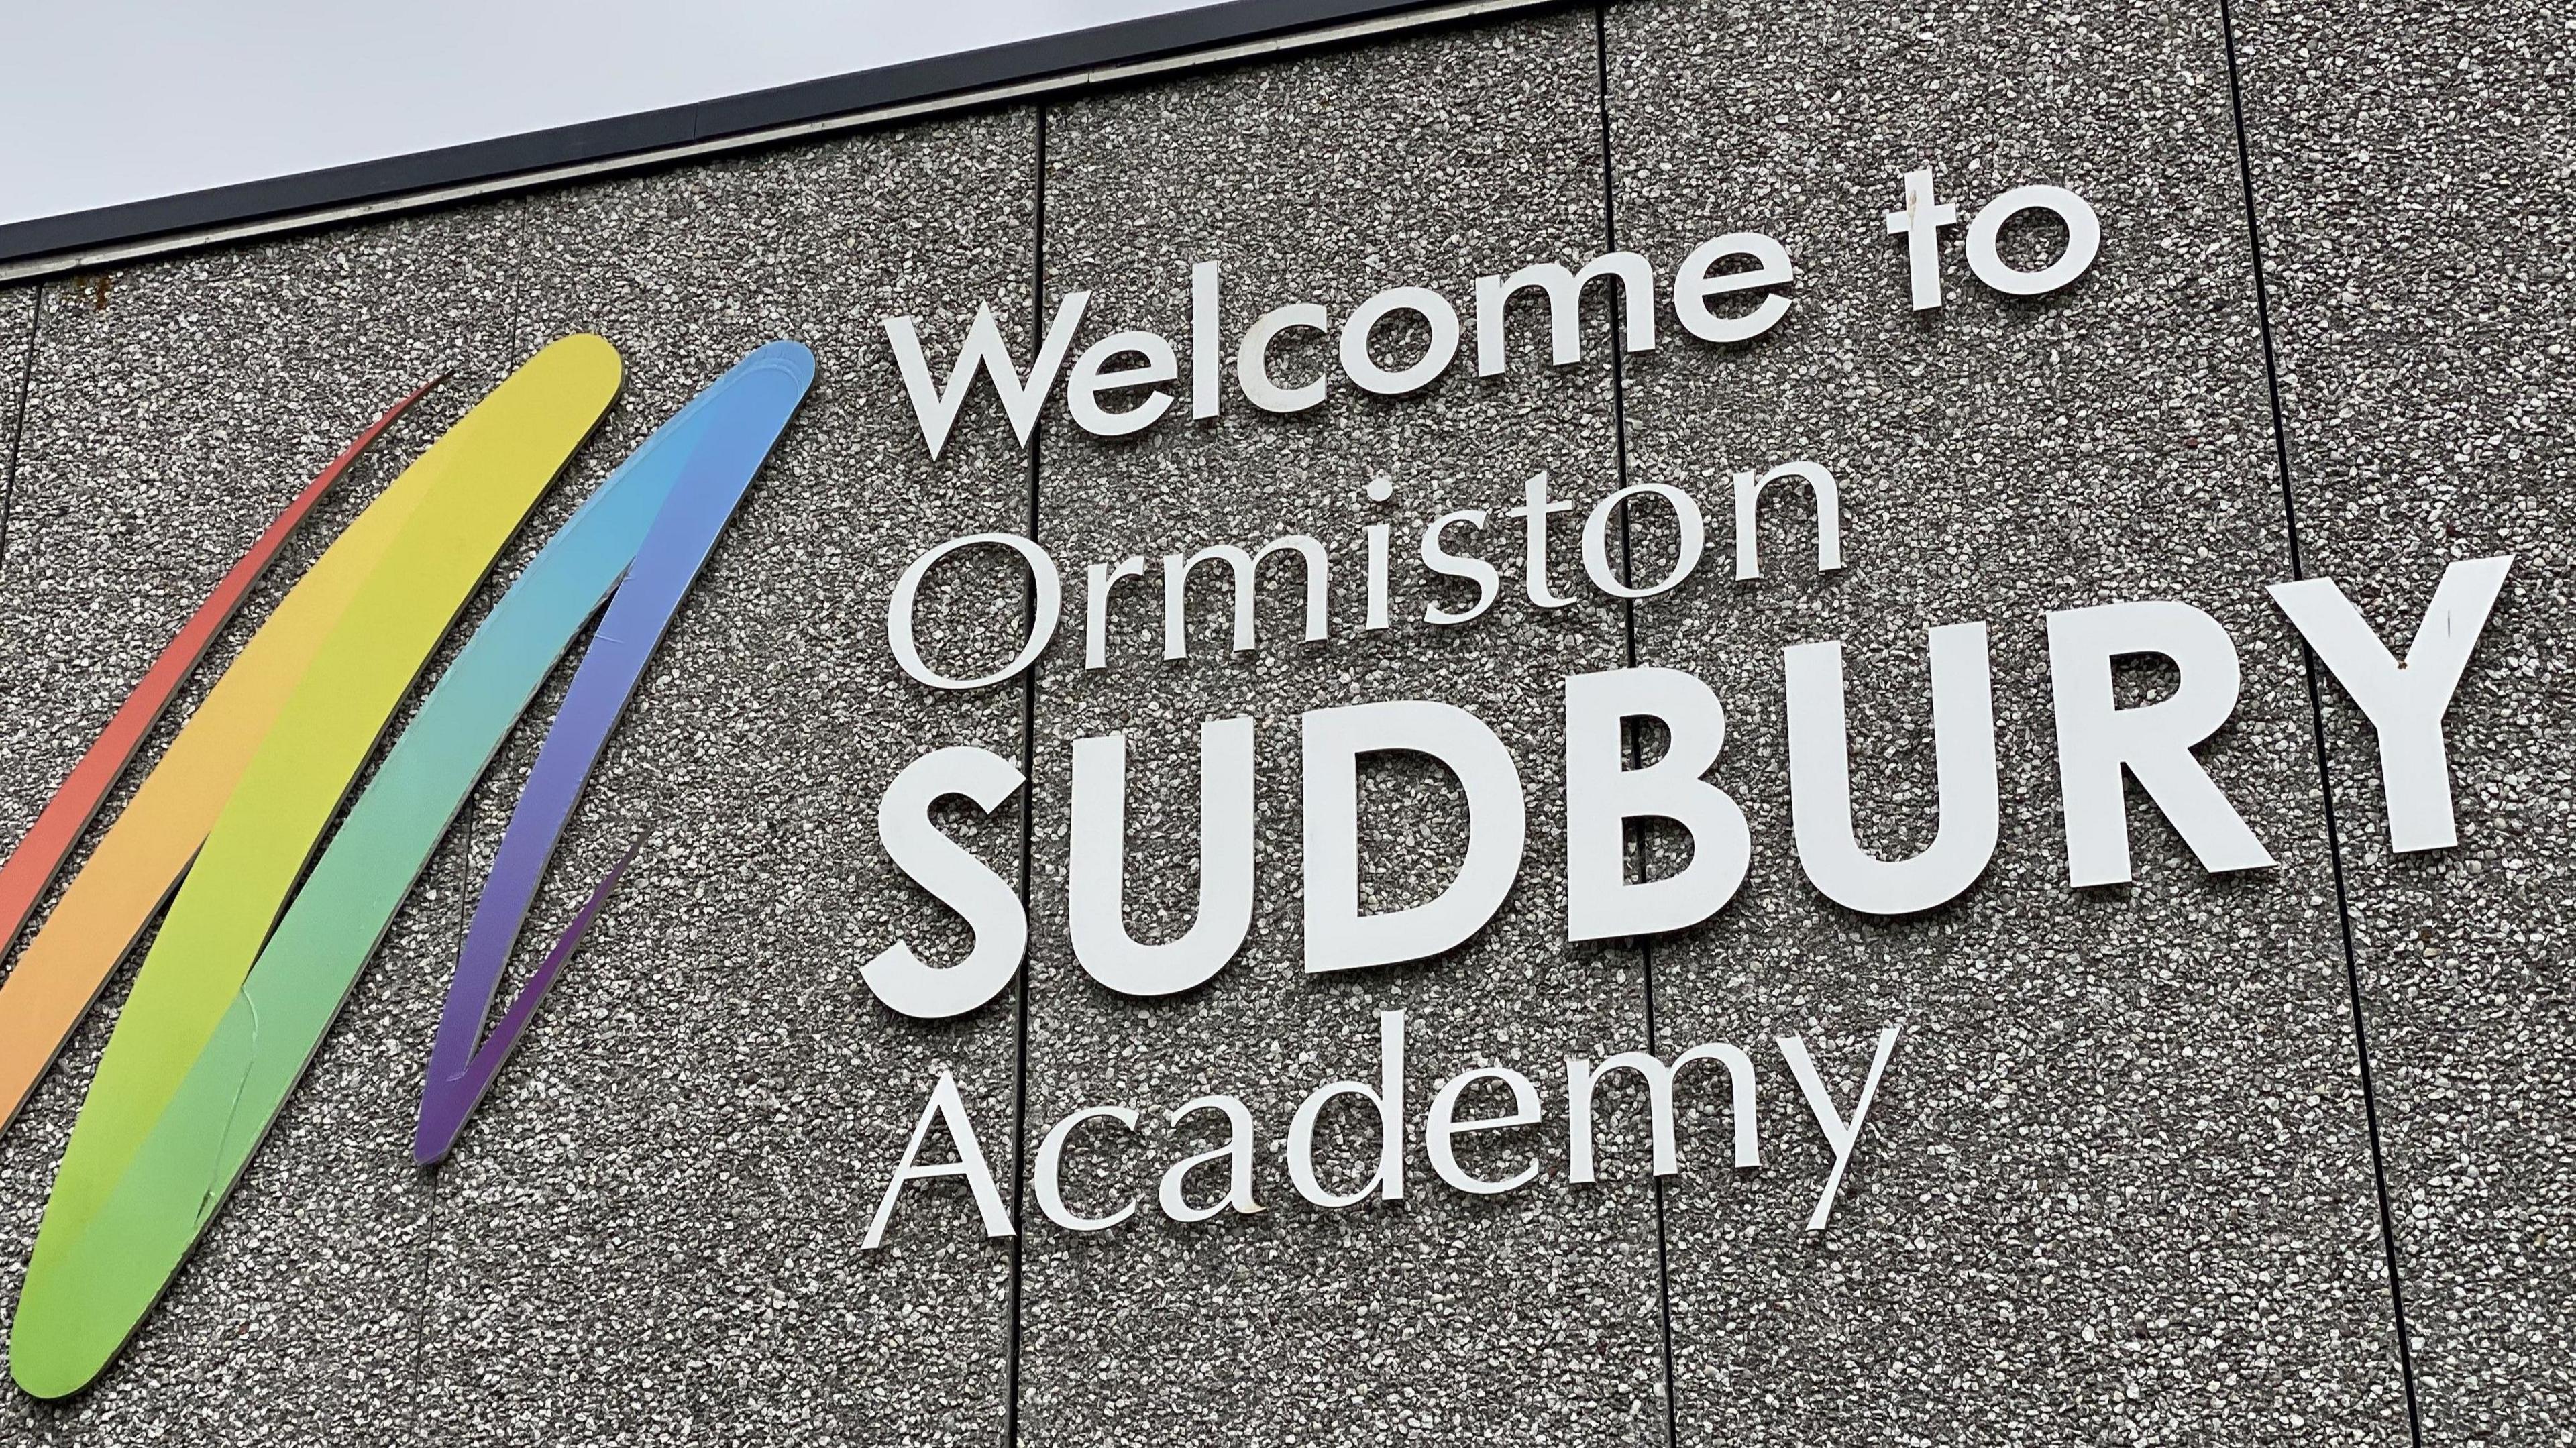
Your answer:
(1069, 717), (1256, 995)
(1784, 623), (1998, 914)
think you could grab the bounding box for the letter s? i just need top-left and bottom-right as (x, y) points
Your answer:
(863, 746), (1027, 1019)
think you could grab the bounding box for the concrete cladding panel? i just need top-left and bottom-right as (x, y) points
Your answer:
(1012, 13), (1670, 1447)
(2237, 0), (2576, 1436)
(1604, 0), (2411, 1441)
(0, 268), (464, 1447)
(0, 0), (2562, 1437)
(0, 113), (1037, 1444)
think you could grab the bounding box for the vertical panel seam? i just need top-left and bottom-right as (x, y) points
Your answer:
(417, 797), (470, 1448)
(1592, 9), (1682, 1447)
(0, 284), (40, 585)
(1003, 101), (1047, 1448)
(2212, 1), (2426, 1441)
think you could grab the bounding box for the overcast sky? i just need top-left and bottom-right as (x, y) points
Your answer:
(1, 0), (1220, 227)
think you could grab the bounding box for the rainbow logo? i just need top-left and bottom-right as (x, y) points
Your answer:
(0, 335), (816, 1398)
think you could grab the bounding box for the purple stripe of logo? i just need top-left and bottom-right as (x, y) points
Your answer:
(415, 341), (815, 1164)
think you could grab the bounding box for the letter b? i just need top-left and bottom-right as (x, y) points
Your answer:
(1564, 667), (1750, 940)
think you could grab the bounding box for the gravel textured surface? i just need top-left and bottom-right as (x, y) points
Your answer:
(1018, 14), (1669, 1447)
(0, 261), (460, 1447)
(2238, 0), (2576, 1437)
(1605, 0), (2410, 1439)
(0, 0), (2562, 1439)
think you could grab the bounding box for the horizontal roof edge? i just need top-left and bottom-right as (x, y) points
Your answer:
(0, 0), (1560, 283)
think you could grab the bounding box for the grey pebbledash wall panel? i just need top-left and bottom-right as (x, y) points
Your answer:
(0, 111), (1042, 1447)
(398, 113), (1044, 1447)
(1013, 13), (1672, 1447)
(0, 0), (2564, 1439)
(2234, 0), (2576, 1438)
(0, 256), (465, 1448)
(1601, 0), (2414, 1440)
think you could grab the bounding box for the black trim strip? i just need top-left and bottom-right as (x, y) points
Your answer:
(0, 0), (1456, 268)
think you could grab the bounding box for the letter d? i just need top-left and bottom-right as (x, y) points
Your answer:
(1301, 700), (1525, 972)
